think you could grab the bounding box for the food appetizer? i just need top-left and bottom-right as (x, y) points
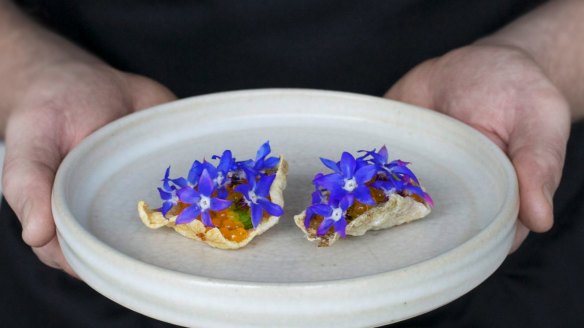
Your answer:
(138, 141), (288, 249)
(294, 146), (432, 247)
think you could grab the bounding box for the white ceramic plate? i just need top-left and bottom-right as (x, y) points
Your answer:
(53, 89), (518, 327)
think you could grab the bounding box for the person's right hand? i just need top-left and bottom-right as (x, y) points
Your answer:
(385, 44), (570, 252)
(2, 60), (176, 277)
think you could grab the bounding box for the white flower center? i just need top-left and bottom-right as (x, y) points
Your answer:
(198, 195), (211, 211)
(330, 208), (343, 222)
(384, 188), (396, 198)
(214, 172), (224, 185)
(343, 178), (357, 192)
(248, 190), (258, 204)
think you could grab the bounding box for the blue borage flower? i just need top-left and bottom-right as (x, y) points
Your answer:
(309, 194), (353, 238)
(306, 146), (433, 237)
(156, 166), (178, 217)
(176, 170), (232, 226)
(155, 142), (283, 229)
(234, 172), (284, 228)
(315, 152), (377, 205)
(235, 141), (280, 178)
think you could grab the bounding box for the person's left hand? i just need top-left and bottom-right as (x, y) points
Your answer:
(386, 44), (571, 252)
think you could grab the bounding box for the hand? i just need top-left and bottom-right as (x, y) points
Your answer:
(386, 44), (570, 252)
(2, 61), (176, 276)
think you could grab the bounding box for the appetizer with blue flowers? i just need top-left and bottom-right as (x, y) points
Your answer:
(294, 146), (433, 247)
(138, 141), (288, 249)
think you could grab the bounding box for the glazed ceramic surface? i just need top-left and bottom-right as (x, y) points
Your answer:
(53, 89), (518, 327)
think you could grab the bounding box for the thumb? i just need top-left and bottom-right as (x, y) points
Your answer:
(2, 109), (62, 247)
(123, 73), (177, 111)
(508, 97), (570, 232)
(385, 59), (437, 108)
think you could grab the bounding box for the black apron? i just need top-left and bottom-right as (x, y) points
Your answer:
(17, 0), (544, 97)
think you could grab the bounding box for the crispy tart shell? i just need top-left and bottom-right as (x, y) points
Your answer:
(294, 193), (431, 247)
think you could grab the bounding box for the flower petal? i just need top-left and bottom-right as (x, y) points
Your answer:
(200, 211), (213, 227)
(157, 187), (173, 201)
(198, 169), (215, 196)
(256, 141), (271, 161)
(333, 218), (347, 238)
(354, 185), (375, 205)
(423, 193), (434, 207)
(162, 166), (175, 191)
(217, 187), (229, 199)
(263, 156), (280, 169)
(371, 180), (388, 191)
(339, 194), (354, 211)
(172, 177), (189, 188)
(304, 207), (315, 229)
(253, 157), (265, 171)
(355, 158), (370, 170)
(177, 187), (200, 204)
(313, 173), (343, 191)
(242, 167), (258, 184)
(163, 166), (171, 180)
(158, 201), (174, 217)
(236, 159), (254, 170)
(202, 162), (218, 180)
(257, 198), (283, 216)
(340, 152), (356, 178)
(316, 218), (334, 236)
(404, 185), (433, 206)
(256, 174), (276, 197)
(378, 145), (388, 163)
(210, 197), (232, 211)
(311, 189), (325, 205)
(373, 180), (400, 195)
(250, 204), (264, 228)
(369, 152), (383, 164)
(310, 204), (333, 217)
(187, 160), (203, 185)
(389, 159), (410, 167)
(234, 184), (251, 200)
(356, 148), (373, 160)
(320, 157), (341, 173)
(354, 164), (377, 184)
(176, 205), (201, 224)
(328, 187), (349, 203)
(388, 165), (420, 184)
(216, 150), (233, 173)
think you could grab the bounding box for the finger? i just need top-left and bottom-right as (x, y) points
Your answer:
(510, 220), (530, 253)
(123, 74), (177, 111)
(32, 235), (79, 278)
(508, 95), (570, 232)
(2, 109), (62, 248)
(384, 59), (437, 109)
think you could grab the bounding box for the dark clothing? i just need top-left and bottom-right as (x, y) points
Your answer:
(5, 1), (583, 327)
(18, 0), (544, 97)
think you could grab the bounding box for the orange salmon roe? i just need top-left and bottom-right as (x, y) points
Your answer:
(410, 193), (425, 204)
(173, 186), (261, 242)
(212, 209), (249, 242)
(371, 187), (386, 203)
(177, 202), (190, 212)
(345, 187), (385, 220)
(346, 201), (370, 219)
